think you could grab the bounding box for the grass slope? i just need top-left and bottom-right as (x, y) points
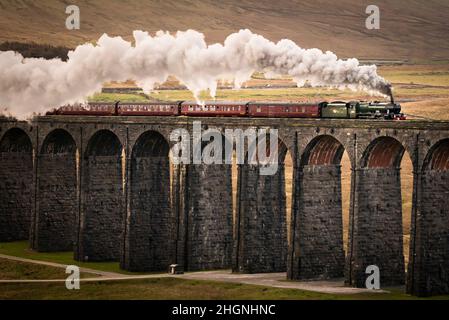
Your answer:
(1, 276), (448, 300)
(0, 258), (94, 280)
(0, 241), (147, 275)
(0, 0), (449, 60)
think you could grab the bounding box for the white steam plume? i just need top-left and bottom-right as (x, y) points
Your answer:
(0, 29), (392, 120)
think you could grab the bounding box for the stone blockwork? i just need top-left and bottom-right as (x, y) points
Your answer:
(407, 170), (449, 296)
(36, 153), (77, 251)
(290, 165), (345, 280)
(184, 163), (233, 271)
(35, 130), (77, 252)
(346, 168), (405, 287)
(77, 154), (124, 261)
(407, 138), (449, 296)
(0, 152), (33, 241)
(1, 116), (449, 297)
(0, 128), (33, 241)
(234, 163), (287, 273)
(123, 156), (173, 271)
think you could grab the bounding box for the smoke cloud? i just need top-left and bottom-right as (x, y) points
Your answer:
(0, 29), (392, 119)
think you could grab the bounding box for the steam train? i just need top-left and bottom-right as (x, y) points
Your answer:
(46, 100), (406, 120)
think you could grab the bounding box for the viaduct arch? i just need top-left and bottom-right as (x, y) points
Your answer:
(0, 128), (33, 241)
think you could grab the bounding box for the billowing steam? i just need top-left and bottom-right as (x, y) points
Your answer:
(0, 29), (392, 119)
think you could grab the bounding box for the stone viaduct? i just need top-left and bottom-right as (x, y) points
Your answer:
(0, 115), (448, 297)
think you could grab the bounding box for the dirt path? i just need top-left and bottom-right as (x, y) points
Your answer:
(0, 254), (385, 295)
(179, 271), (386, 294)
(0, 253), (121, 278)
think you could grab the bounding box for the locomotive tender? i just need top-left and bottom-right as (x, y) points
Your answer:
(47, 100), (406, 120)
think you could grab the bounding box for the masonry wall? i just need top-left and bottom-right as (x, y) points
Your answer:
(407, 171), (449, 296)
(171, 164), (188, 268)
(290, 165), (345, 280)
(184, 163), (233, 271)
(77, 156), (124, 261)
(346, 168), (405, 287)
(234, 164), (287, 273)
(0, 152), (33, 241)
(36, 153), (77, 251)
(123, 156), (173, 271)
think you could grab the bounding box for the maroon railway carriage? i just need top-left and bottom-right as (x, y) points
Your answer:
(117, 102), (180, 116)
(247, 102), (322, 118)
(52, 103), (117, 116)
(180, 101), (247, 117)
(45, 104), (88, 115)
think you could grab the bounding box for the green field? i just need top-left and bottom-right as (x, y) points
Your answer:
(0, 278), (436, 300)
(0, 257), (448, 300)
(1, 242), (448, 300)
(0, 258), (95, 280)
(0, 241), (145, 275)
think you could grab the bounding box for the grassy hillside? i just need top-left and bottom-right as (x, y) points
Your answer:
(0, 0), (449, 60)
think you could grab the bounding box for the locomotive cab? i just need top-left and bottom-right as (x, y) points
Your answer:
(357, 101), (404, 119)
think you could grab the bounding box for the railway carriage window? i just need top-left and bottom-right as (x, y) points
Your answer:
(286, 107), (289, 112)
(257, 106), (261, 112)
(302, 107), (305, 113)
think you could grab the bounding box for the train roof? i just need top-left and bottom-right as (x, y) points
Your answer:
(181, 100), (325, 106)
(247, 101), (324, 106)
(181, 100), (249, 106)
(118, 101), (179, 105)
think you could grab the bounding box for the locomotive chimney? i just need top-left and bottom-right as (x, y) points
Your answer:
(386, 84), (395, 104)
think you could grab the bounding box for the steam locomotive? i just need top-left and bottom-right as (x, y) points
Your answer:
(46, 100), (406, 120)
